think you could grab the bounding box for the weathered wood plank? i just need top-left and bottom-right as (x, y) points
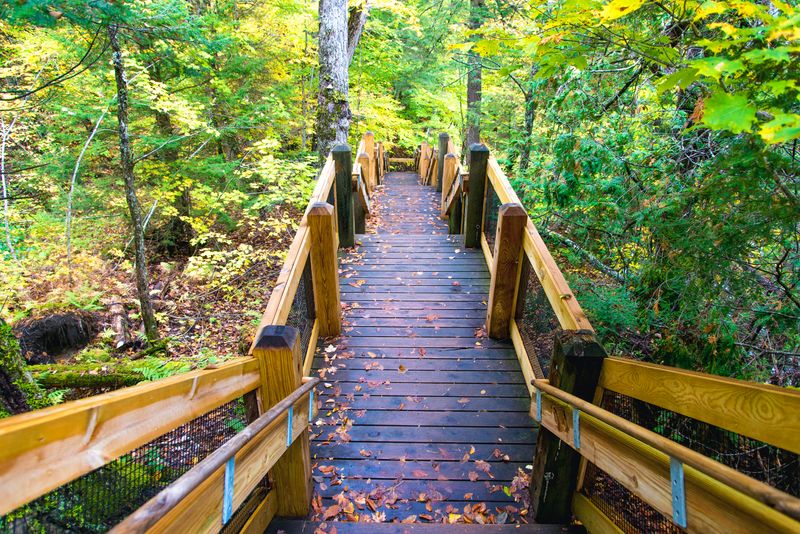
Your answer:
(312, 442), (534, 462)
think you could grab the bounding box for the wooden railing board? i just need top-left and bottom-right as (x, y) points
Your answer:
(249, 157), (335, 351)
(532, 380), (800, 529)
(0, 358), (261, 514)
(599, 357), (800, 455)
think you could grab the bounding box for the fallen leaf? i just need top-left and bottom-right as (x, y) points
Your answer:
(359, 449), (372, 457)
(458, 397), (470, 405)
(323, 504), (340, 520)
(468, 471), (479, 481)
(464, 493), (473, 499)
(411, 469), (429, 477)
(398, 364), (408, 374)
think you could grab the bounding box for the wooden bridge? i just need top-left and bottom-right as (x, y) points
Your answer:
(0, 132), (799, 534)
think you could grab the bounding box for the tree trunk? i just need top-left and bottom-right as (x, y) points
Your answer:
(108, 23), (160, 342)
(347, 1), (370, 67)
(317, 0), (350, 162)
(465, 0), (485, 150)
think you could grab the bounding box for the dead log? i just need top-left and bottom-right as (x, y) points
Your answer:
(28, 363), (144, 389)
(108, 302), (133, 350)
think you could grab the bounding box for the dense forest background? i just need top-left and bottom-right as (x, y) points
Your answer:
(0, 0), (798, 415)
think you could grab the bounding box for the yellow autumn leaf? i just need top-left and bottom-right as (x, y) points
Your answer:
(598, 0), (646, 21)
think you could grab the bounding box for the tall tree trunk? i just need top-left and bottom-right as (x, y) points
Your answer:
(108, 23), (159, 342)
(465, 0), (485, 150)
(317, 0), (350, 161)
(347, 1), (370, 67)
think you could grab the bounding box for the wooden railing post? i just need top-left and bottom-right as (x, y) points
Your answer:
(252, 325), (311, 517)
(308, 202), (341, 337)
(449, 194), (462, 235)
(353, 170), (366, 234)
(440, 153), (457, 217)
(487, 203), (526, 338)
(436, 133), (449, 192)
(332, 145), (354, 248)
(358, 152), (371, 197)
(463, 144), (489, 248)
(364, 132), (375, 190)
(376, 141), (384, 185)
(419, 141), (430, 178)
(530, 330), (607, 523)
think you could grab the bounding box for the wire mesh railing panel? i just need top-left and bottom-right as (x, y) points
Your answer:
(515, 253), (562, 378)
(600, 389), (800, 496)
(0, 398), (250, 533)
(582, 463), (680, 534)
(285, 258), (315, 358)
(483, 177), (500, 254)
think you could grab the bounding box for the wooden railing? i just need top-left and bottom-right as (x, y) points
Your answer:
(0, 133), (382, 532)
(418, 134), (800, 534)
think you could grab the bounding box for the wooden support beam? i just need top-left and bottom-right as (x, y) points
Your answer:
(436, 133), (449, 193)
(364, 132), (375, 190)
(332, 145), (354, 248)
(357, 152), (371, 197)
(487, 203), (527, 339)
(251, 326), (311, 517)
(530, 330), (607, 523)
(308, 203), (340, 336)
(463, 144), (489, 248)
(440, 154), (457, 217)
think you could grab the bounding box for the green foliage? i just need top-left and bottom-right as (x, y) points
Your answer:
(130, 357), (191, 382)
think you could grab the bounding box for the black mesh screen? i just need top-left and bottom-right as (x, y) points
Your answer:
(515, 253), (561, 378)
(286, 258), (316, 358)
(1, 397), (251, 533)
(582, 463), (680, 534)
(483, 177), (500, 254)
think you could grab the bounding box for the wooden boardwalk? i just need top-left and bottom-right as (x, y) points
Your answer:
(310, 172), (536, 522)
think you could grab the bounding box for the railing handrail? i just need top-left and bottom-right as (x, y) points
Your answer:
(111, 378), (320, 533)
